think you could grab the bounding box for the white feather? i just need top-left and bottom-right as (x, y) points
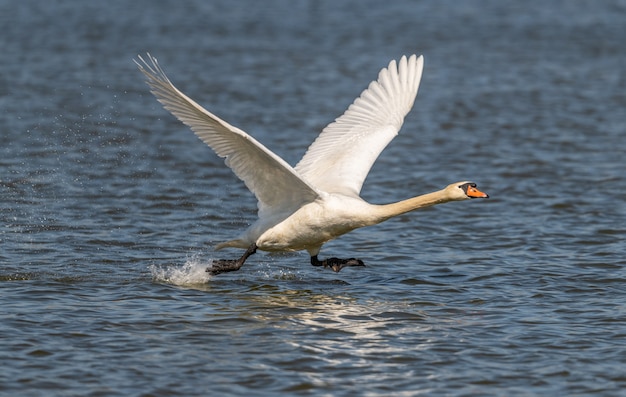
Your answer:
(135, 55), (320, 218)
(295, 55), (423, 197)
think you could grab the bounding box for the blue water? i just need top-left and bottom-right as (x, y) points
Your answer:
(2, 0), (626, 395)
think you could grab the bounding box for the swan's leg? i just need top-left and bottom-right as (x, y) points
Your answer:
(207, 244), (257, 275)
(310, 255), (365, 273)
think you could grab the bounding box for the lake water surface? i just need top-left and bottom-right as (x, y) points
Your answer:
(2, 1), (626, 395)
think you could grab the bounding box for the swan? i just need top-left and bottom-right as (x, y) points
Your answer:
(135, 54), (488, 275)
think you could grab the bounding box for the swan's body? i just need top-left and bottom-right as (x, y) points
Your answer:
(136, 54), (488, 274)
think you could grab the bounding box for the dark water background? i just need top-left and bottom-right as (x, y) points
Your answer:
(2, 1), (625, 395)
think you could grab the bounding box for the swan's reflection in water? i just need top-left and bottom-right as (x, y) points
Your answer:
(152, 258), (487, 391)
(235, 281), (440, 390)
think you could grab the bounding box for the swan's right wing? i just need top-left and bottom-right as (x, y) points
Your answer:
(295, 55), (423, 197)
(136, 54), (319, 215)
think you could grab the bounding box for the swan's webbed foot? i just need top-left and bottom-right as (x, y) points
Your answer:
(310, 255), (365, 273)
(207, 244), (257, 275)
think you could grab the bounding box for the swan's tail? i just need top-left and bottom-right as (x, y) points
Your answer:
(215, 239), (249, 251)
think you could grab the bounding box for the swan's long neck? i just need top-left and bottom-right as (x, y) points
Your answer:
(373, 189), (454, 222)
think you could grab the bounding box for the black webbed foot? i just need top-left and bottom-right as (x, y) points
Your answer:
(208, 259), (244, 275)
(207, 244), (257, 275)
(310, 255), (366, 272)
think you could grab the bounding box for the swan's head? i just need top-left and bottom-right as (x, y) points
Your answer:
(446, 181), (489, 201)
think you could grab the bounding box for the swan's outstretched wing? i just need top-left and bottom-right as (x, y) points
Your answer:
(295, 55), (423, 197)
(136, 54), (319, 215)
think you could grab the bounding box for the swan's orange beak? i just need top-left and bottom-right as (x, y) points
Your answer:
(466, 185), (489, 199)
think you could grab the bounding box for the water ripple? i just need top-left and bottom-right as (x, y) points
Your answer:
(2, 0), (626, 395)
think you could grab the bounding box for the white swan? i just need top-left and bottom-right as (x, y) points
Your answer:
(136, 54), (488, 274)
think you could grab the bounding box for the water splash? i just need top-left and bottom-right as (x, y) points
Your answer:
(150, 255), (213, 286)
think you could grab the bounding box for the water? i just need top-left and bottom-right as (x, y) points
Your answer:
(2, 0), (625, 395)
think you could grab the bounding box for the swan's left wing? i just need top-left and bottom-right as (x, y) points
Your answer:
(295, 55), (423, 197)
(136, 54), (319, 216)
